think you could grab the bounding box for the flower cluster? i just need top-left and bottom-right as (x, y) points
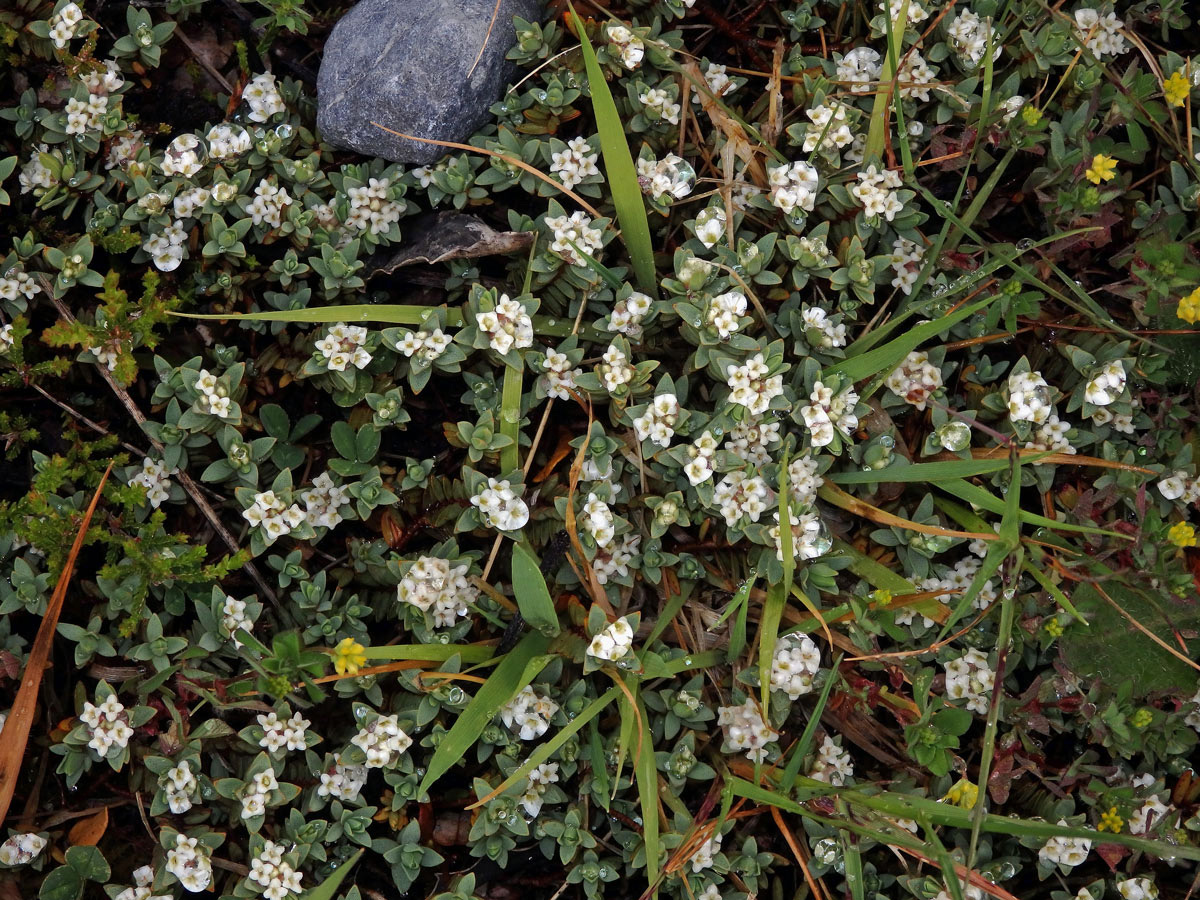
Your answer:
(850, 164), (905, 221)
(1073, 8), (1128, 59)
(713, 471), (771, 528)
(193, 368), (233, 418)
(300, 473), (350, 529)
(885, 351), (943, 409)
(396, 556), (478, 626)
(767, 160), (819, 218)
(242, 491), (305, 541)
(316, 755), (367, 803)
(607, 24), (644, 69)
(637, 153), (694, 201)
(947, 11), (1001, 67)
(726, 353), (784, 415)
(499, 686), (559, 740)
(638, 86), (681, 124)
(1039, 825), (1092, 869)
(1007, 370), (1053, 424)
(633, 393), (680, 448)
(540, 346), (581, 399)
(469, 477), (530, 531)
(243, 72), (287, 122)
(809, 734), (854, 785)
(587, 616), (635, 661)
(550, 136), (600, 190)
(770, 634), (822, 699)
(546, 211), (603, 266)
(519, 762), (560, 817)
(113, 865), (170, 900)
(345, 177), (404, 235)
(801, 380), (859, 447)
(80, 693), (134, 756)
(48, 1), (83, 49)
(350, 714), (412, 768)
(161, 761), (199, 813)
(247, 841), (303, 899)
(257, 710), (311, 753)
(603, 290), (653, 336)
(944, 648), (995, 715)
(165, 834), (213, 893)
(476, 295), (533, 355)
(888, 237), (925, 294)
(127, 457), (174, 508)
(240, 769), (279, 819)
(221, 595), (254, 646)
(0, 833), (47, 867)
(717, 698), (779, 762)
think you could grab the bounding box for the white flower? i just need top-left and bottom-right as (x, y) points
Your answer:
(947, 10), (1003, 66)
(726, 353), (784, 415)
(161, 134), (203, 178)
(837, 47), (882, 93)
(476, 295), (534, 355)
(639, 86), (681, 124)
(128, 456), (174, 508)
(633, 393), (680, 449)
(350, 714), (413, 768)
(397, 556), (478, 627)
(244, 72), (287, 121)
(469, 477), (530, 531)
(588, 616), (635, 661)
(1074, 8), (1128, 59)
(770, 634), (822, 699)
(1039, 822), (1092, 869)
(886, 350), (943, 409)
(689, 834), (721, 872)
(607, 24), (644, 69)
(809, 734), (854, 785)
(802, 101), (854, 152)
(551, 136), (601, 190)
(717, 699), (778, 762)
(0, 833), (47, 867)
(206, 123), (251, 159)
(499, 686), (559, 741)
(300, 472), (351, 529)
(246, 178), (292, 228)
(1084, 359), (1126, 406)
(598, 343), (634, 393)
(546, 211), (603, 266)
(850, 164), (905, 222)
(767, 160), (820, 217)
(1007, 370), (1053, 424)
(944, 648), (995, 715)
(315, 323), (372, 371)
(695, 206), (725, 248)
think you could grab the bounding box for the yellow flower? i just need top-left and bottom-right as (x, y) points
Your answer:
(332, 637), (367, 675)
(870, 588), (893, 607)
(1163, 71), (1190, 108)
(1097, 806), (1124, 833)
(1021, 105), (1043, 126)
(1167, 521), (1197, 548)
(1178, 287), (1200, 324)
(1044, 618), (1064, 638)
(1085, 154), (1117, 184)
(943, 778), (980, 809)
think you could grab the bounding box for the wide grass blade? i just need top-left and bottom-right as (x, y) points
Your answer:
(300, 849), (362, 900)
(511, 542), (561, 636)
(469, 685), (620, 808)
(362, 644), (494, 663)
(419, 631), (551, 794)
(570, 5), (658, 297)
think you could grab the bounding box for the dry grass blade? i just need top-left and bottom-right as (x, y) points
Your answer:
(0, 463), (112, 825)
(682, 61), (769, 187)
(370, 123), (604, 219)
(818, 483), (998, 542)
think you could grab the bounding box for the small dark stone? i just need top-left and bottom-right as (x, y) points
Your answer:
(316, 0), (541, 164)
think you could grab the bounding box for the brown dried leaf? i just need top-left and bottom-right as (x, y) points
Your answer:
(67, 808), (109, 847)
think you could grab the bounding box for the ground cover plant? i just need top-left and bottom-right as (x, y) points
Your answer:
(1, 0), (1200, 899)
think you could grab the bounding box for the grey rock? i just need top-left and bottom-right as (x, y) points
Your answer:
(317, 0), (541, 164)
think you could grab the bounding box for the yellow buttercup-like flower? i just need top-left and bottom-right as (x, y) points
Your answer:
(1178, 287), (1200, 324)
(943, 778), (980, 809)
(1085, 154), (1117, 184)
(1163, 70), (1189, 108)
(1167, 521), (1197, 548)
(1097, 805), (1124, 833)
(332, 637), (367, 675)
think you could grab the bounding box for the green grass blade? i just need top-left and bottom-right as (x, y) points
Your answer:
(633, 691), (660, 895)
(1022, 559), (1088, 625)
(932, 478), (1127, 539)
(499, 362), (522, 474)
(470, 686), (620, 809)
(510, 542), (561, 637)
(419, 631), (551, 794)
(827, 294), (998, 386)
(362, 644), (493, 663)
(644, 579), (694, 647)
(781, 652), (842, 793)
(570, 5), (657, 297)
(826, 457), (1020, 485)
(864, 0), (909, 160)
(833, 539), (915, 593)
(300, 849), (362, 900)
